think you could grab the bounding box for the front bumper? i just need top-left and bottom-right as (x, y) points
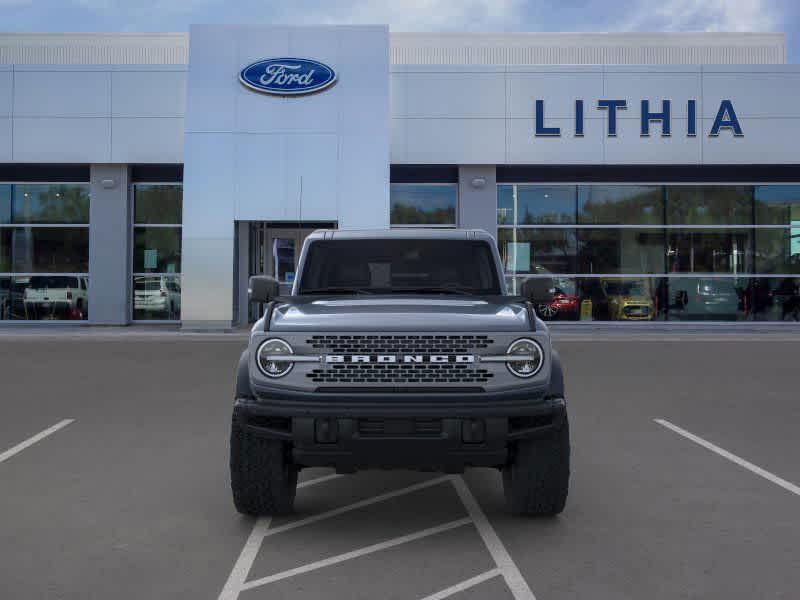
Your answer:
(232, 393), (566, 472)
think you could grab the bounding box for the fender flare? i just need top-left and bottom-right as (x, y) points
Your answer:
(547, 348), (565, 400)
(235, 349), (254, 399)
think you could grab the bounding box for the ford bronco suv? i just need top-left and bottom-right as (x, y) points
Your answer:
(231, 229), (569, 516)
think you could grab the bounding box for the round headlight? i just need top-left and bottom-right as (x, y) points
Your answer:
(256, 338), (294, 378)
(506, 338), (544, 378)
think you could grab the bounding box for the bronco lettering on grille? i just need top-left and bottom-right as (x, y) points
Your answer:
(325, 354), (475, 364)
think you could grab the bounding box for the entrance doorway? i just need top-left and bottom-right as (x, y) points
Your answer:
(247, 222), (336, 322)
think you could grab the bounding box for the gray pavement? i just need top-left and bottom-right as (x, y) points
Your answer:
(0, 334), (798, 599)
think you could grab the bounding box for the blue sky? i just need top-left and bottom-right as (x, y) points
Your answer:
(1, 0), (798, 62)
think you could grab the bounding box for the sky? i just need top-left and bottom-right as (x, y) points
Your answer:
(0, 0), (797, 62)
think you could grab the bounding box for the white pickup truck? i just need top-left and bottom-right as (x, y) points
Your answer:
(23, 275), (88, 320)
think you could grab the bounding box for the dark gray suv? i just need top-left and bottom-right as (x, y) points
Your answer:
(231, 229), (569, 516)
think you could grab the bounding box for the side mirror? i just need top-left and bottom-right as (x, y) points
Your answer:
(248, 275), (280, 304)
(521, 277), (554, 303)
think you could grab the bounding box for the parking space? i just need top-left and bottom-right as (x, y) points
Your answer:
(1, 332), (798, 599)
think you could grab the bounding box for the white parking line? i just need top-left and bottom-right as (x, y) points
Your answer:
(418, 569), (501, 600)
(298, 472), (343, 488)
(241, 518), (472, 591)
(217, 475), (451, 600)
(451, 476), (537, 600)
(218, 517), (272, 600)
(655, 418), (800, 497)
(263, 475), (451, 538)
(0, 419), (75, 465)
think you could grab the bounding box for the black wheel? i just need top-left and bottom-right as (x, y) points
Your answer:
(230, 418), (298, 516)
(503, 417), (570, 516)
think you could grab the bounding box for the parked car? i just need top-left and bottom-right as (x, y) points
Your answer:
(670, 278), (741, 320)
(537, 278), (579, 320)
(23, 275), (88, 320)
(133, 276), (181, 319)
(599, 278), (655, 321)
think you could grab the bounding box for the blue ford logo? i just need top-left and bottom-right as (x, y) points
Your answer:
(239, 58), (337, 96)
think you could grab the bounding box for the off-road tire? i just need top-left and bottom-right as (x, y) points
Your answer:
(230, 418), (298, 516)
(503, 417), (570, 516)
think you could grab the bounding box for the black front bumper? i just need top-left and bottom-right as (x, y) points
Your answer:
(232, 392), (566, 473)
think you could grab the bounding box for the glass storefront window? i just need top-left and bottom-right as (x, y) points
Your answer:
(390, 184), (456, 226)
(133, 275), (181, 320)
(133, 185), (182, 225)
(667, 277), (747, 321)
(133, 228), (181, 273)
(578, 229), (665, 274)
(755, 228), (800, 274)
(666, 229), (753, 274)
(498, 185), (575, 225)
(498, 228), (577, 274)
(1, 228), (89, 273)
(2, 184), (90, 225)
(755, 185), (800, 225)
(578, 185), (663, 225)
(132, 184), (182, 320)
(1, 182), (89, 321)
(666, 186), (752, 225)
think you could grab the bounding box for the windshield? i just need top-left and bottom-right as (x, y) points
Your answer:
(297, 239), (501, 295)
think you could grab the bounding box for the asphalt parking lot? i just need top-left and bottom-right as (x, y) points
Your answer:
(1, 330), (799, 600)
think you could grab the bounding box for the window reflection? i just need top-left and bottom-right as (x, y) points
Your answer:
(666, 229), (752, 274)
(666, 186), (752, 225)
(133, 275), (181, 320)
(132, 183), (183, 321)
(578, 229), (664, 274)
(0, 275), (88, 321)
(578, 185), (662, 225)
(498, 229), (577, 274)
(390, 184), (457, 226)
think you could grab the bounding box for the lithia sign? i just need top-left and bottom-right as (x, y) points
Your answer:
(535, 99), (743, 138)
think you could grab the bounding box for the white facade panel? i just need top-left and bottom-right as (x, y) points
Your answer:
(702, 118), (799, 164)
(403, 118), (504, 164)
(288, 134), (339, 221)
(507, 117), (605, 164)
(506, 70), (603, 119)
(111, 70), (186, 117)
(701, 71), (800, 118)
(603, 70), (701, 119)
(606, 118), (702, 164)
(0, 118), (11, 160)
(402, 71), (505, 118)
(0, 69), (11, 117)
(111, 117), (184, 163)
(14, 70), (110, 117)
(235, 134), (288, 221)
(182, 132), (235, 238)
(13, 117), (111, 162)
(181, 24), (389, 325)
(183, 27), (238, 134)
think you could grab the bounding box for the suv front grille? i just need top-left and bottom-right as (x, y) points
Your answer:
(305, 334), (496, 385)
(307, 363), (493, 384)
(306, 334), (493, 354)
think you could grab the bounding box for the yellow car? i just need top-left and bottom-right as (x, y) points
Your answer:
(600, 279), (655, 321)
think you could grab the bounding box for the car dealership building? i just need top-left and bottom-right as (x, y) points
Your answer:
(0, 27), (798, 327)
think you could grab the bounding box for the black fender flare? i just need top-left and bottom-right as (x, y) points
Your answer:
(235, 349), (254, 399)
(547, 348), (565, 400)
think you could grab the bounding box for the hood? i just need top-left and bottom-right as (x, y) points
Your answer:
(267, 295), (532, 332)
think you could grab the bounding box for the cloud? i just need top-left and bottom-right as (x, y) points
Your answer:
(621, 0), (780, 32)
(280, 0), (524, 31)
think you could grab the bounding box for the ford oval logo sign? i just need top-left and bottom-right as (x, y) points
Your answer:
(239, 58), (337, 96)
